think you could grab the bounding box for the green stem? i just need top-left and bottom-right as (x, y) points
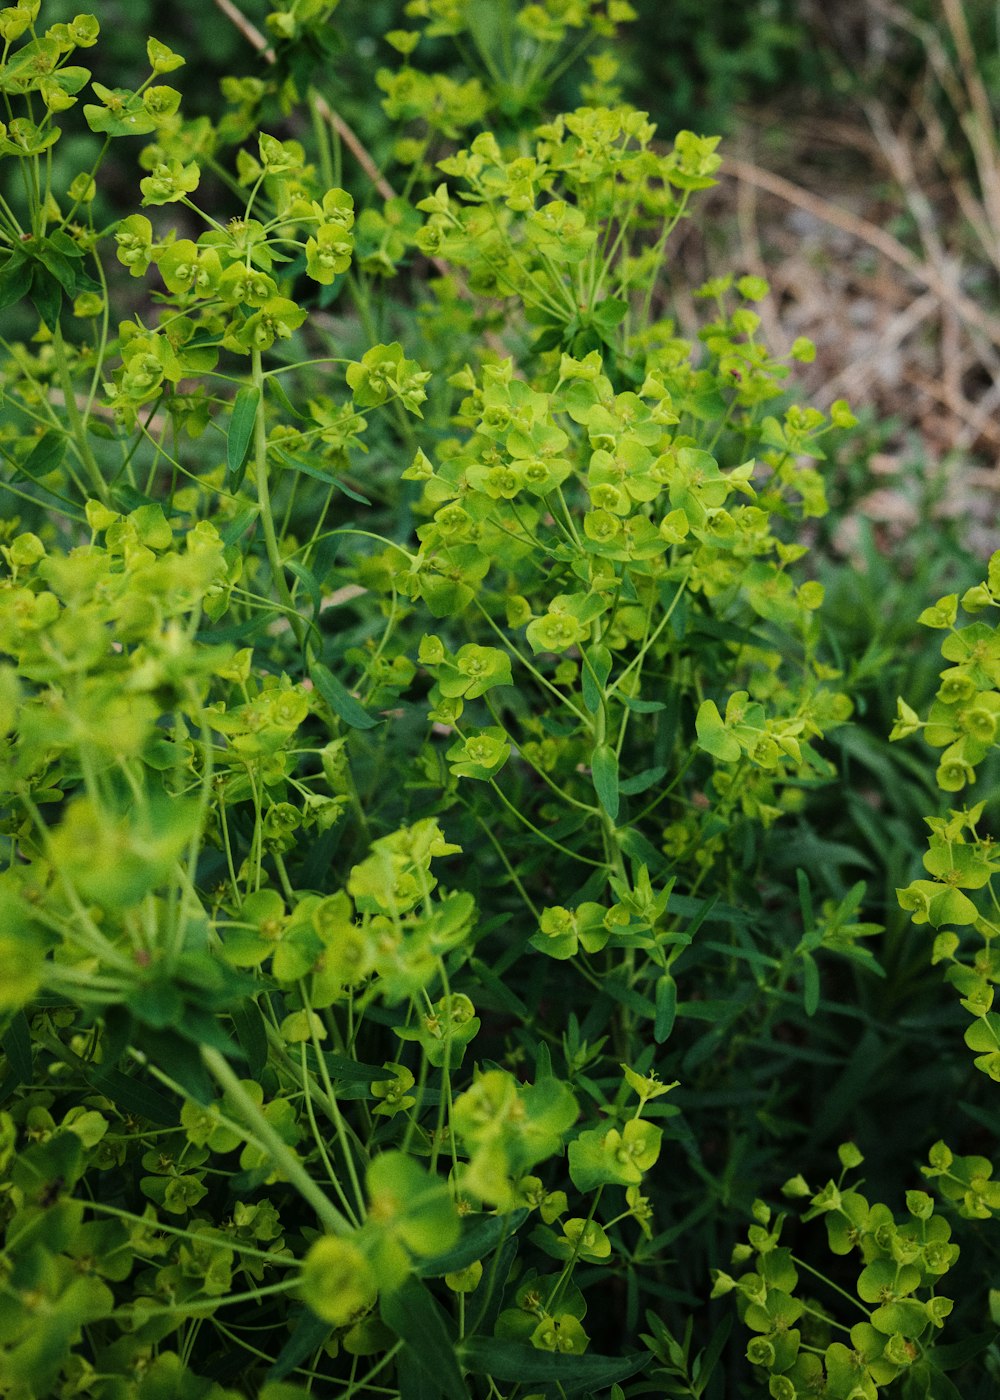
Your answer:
(301, 983), (368, 1216)
(201, 1045), (351, 1237)
(251, 349), (305, 647)
(790, 1254), (872, 1315)
(51, 320), (108, 503)
(108, 1275), (299, 1322)
(486, 776), (605, 868)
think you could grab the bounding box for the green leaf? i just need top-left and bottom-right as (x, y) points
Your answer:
(695, 1314), (732, 1389)
(591, 743), (620, 822)
(964, 1016), (1000, 1053)
(232, 997), (268, 1077)
(86, 1065), (177, 1125)
(869, 1299), (929, 1337)
(268, 1309), (332, 1382)
(931, 1330), (998, 1372)
(460, 1337), (648, 1391)
(380, 1279), (466, 1400)
(366, 1151), (460, 1257)
(568, 1119), (661, 1191)
(0, 1011), (33, 1099)
(695, 699), (740, 762)
(0, 251), (28, 313)
(654, 974), (677, 1044)
(219, 503), (260, 545)
(592, 297), (628, 331)
(468, 955), (529, 1017)
(801, 951), (820, 1017)
(286, 559), (323, 627)
(18, 431), (66, 482)
(34, 238), (81, 295)
(396, 1349), (445, 1400)
(619, 766), (667, 797)
(310, 658), (380, 730)
(227, 385), (261, 492)
(582, 643), (612, 713)
(265, 374), (307, 420)
(273, 446), (372, 504)
(84, 94), (158, 138)
(417, 1208), (529, 1278)
(617, 694), (666, 714)
(29, 266), (62, 327)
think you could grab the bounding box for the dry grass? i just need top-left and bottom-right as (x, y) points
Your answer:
(665, 2), (1000, 560)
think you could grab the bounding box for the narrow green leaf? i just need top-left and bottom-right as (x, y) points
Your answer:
(380, 1279), (465, 1400)
(796, 868), (814, 930)
(286, 559), (323, 625)
(931, 1330), (997, 1372)
(0, 251), (28, 313)
(601, 977), (656, 1019)
(86, 1065), (177, 1125)
(468, 955), (529, 1017)
(654, 974), (677, 1044)
(0, 1012), (33, 1094)
(694, 1314), (732, 1386)
(470, 1235), (518, 1337)
(460, 1337), (648, 1391)
(19, 431), (66, 481)
(310, 658), (380, 730)
(273, 446), (372, 504)
(619, 765), (667, 797)
(266, 374), (307, 420)
(320, 1052), (386, 1084)
(219, 503), (260, 546)
(582, 643), (612, 713)
(268, 1308), (331, 1381)
(676, 996), (748, 1024)
(196, 614), (272, 646)
(617, 694), (666, 714)
(591, 743), (620, 822)
(616, 826), (670, 874)
(231, 997), (268, 1077)
(417, 1209), (528, 1278)
(226, 385), (260, 492)
(331, 477), (373, 506)
(801, 951), (820, 1017)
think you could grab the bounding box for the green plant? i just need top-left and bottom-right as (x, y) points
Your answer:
(894, 557), (1000, 1078)
(720, 1144), (968, 1400)
(1, 2), (998, 1398)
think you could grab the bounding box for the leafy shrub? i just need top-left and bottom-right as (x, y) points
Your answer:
(1, 2), (998, 1398)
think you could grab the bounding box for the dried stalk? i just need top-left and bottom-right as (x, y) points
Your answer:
(724, 155), (1000, 352)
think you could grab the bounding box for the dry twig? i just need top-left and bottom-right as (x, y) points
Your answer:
(724, 154), (1000, 351)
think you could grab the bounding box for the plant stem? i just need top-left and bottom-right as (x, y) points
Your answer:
(51, 319), (109, 503)
(201, 1045), (351, 1237)
(251, 349), (305, 647)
